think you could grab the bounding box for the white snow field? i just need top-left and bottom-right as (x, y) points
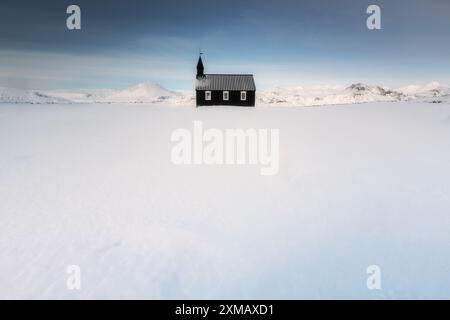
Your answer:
(1, 101), (450, 299)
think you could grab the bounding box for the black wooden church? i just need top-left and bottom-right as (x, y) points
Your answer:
(195, 56), (256, 107)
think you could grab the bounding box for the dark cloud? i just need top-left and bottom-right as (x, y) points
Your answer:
(0, 0), (449, 89)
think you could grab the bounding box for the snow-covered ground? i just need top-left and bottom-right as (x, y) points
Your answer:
(1, 101), (450, 299)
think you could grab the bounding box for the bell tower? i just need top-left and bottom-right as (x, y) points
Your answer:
(196, 55), (205, 79)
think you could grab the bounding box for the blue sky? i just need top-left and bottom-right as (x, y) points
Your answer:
(0, 0), (449, 90)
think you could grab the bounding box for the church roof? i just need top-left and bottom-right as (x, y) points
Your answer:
(196, 74), (256, 91)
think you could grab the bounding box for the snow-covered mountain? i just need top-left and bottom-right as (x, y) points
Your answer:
(48, 82), (194, 105)
(1, 81), (449, 106)
(45, 88), (117, 103)
(396, 82), (450, 102)
(0, 87), (71, 104)
(257, 83), (406, 106)
(101, 82), (173, 103)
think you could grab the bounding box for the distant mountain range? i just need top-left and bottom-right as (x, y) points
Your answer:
(1, 81), (449, 106)
(258, 82), (450, 106)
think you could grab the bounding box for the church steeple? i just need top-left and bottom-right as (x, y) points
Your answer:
(196, 55), (205, 79)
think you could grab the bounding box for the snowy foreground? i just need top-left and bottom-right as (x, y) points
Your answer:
(1, 102), (450, 299)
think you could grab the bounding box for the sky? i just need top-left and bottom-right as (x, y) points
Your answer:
(0, 0), (449, 90)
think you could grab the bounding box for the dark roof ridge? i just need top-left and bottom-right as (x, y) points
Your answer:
(205, 73), (254, 76)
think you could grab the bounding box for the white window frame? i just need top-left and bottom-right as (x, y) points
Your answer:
(240, 91), (247, 101)
(205, 91), (211, 101)
(223, 91), (229, 101)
